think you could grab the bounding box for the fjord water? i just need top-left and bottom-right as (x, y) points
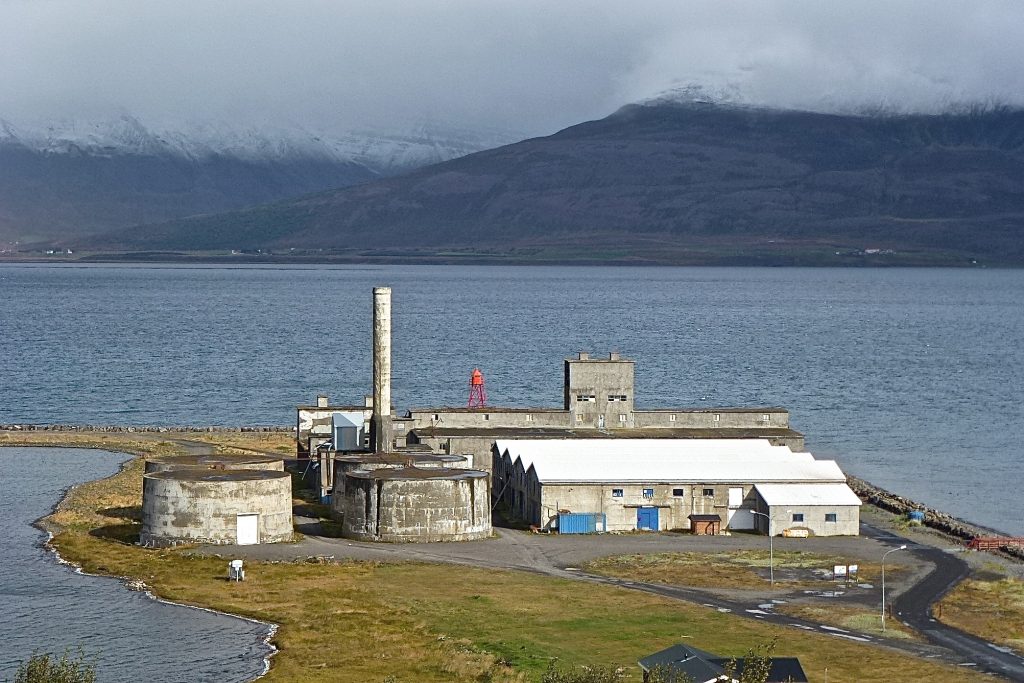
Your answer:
(0, 447), (272, 682)
(2, 263), (1023, 534)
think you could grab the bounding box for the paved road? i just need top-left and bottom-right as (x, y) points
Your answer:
(213, 520), (1024, 679)
(864, 524), (1024, 680)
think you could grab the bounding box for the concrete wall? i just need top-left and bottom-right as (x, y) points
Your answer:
(140, 471), (293, 546)
(633, 408), (790, 429)
(564, 354), (636, 429)
(341, 469), (491, 542)
(329, 453), (468, 518)
(759, 502), (860, 537)
(144, 454), (284, 474)
(406, 409), (570, 430)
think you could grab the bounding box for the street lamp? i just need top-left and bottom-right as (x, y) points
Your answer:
(881, 544), (907, 632)
(751, 510), (773, 586)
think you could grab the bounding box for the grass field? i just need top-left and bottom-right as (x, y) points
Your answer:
(5, 432), (993, 682)
(938, 575), (1024, 656)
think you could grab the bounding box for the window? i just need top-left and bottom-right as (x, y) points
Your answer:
(792, 513), (804, 523)
(619, 414), (627, 423)
(432, 413), (439, 421)
(669, 414), (676, 422)
(611, 488), (623, 498)
(607, 394), (628, 402)
(761, 413), (771, 423)
(703, 488), (715, 497)
(483, 414), (490, 421)
(672, 488), (685, 497)
(825, 513), (837, 523)
(576, 414), (586, 422)
(576, 394), (596, 402)
(643, 488), (655, 498)
(526, 414), (534, 422)
(713, 413), (721, 422)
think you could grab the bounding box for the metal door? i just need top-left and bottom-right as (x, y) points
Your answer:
(236, 514), (259, 545)
(637, 507), (659, 531)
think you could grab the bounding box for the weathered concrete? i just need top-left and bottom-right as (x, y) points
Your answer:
(565, 352), (636, 429)
(341, 467), (491, 542)
(328, 452), (468, 519)
(140, 470), (293, 547)
(372, 286), (393, 453)
(144, 453), (284, 474)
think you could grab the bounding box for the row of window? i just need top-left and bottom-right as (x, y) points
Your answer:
(575, 394), (629, 402)
(610, 487), (715, 498)
(792, 513), (839, 523)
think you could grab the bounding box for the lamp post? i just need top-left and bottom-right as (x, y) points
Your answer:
(751, 510), (773, 586)
(881, 544), (907, 632)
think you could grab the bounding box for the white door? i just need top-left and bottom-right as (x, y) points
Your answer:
(236, 514), (259, 545)
(728, 487), (744, 507)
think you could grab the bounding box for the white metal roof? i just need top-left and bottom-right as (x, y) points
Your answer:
(754, 483), (862, 507)
(495, 439), (846, 485)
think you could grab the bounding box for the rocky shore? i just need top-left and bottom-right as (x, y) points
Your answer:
(848, 474), (1024, 560)
(0, 423), (291, 433)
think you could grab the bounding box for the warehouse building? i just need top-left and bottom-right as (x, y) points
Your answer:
(493, 439), (860, 536)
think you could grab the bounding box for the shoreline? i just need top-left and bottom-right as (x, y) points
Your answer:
(17, 444), (280, 682)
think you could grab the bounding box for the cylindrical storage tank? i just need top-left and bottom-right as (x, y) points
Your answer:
(330, 453), (468, 519)
(144, 453), (284, 474)
(141, 470), (293, 547)
(341, 467), (490, 542)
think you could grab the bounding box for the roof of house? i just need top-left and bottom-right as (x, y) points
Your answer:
(494, 439), (845, 485)
(638, 644), (808, 683)
(754, 483), (863, 507)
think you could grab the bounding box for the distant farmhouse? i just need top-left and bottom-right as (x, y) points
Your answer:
(639, 643), (808, 683)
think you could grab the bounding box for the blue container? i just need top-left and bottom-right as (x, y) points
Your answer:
(557, 512), (606, 534)
(908, 510), (925, 522)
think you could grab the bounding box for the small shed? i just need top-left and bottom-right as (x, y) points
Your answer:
(688, 514), (722, 535)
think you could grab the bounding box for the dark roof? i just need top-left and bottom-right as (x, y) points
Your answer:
(639, 644), (807, 683)
(411, 427), (802, 439)
(687, 514), (722, 522)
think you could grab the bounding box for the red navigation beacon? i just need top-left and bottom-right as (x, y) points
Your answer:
(467, 368), (487, 407)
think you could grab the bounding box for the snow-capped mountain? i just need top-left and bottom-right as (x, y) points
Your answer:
(0, 115), (522, 172)
(0, 115), (523, 244)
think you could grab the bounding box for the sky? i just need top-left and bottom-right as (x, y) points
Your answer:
(2, 1), (1023, 136)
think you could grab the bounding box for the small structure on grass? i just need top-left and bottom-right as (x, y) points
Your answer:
(638, 643), (807, 683)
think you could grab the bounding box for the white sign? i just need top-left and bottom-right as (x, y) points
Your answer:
(833, 565), (847, 578)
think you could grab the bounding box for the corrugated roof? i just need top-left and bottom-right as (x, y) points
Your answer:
(754, 483), (863, 507)
(496, 439), (846, 484)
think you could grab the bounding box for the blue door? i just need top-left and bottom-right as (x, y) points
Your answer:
(637, 507), (659, 531)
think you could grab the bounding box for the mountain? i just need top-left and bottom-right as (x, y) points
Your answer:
(78, 103), (1024, 264)
(0, 115), (520, 244)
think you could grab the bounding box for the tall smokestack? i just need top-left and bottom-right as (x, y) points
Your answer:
(372, 286), (393, 453)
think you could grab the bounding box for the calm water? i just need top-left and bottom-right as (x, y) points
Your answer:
(1, 263), (1023, 534)
(0, 447), (272, 682)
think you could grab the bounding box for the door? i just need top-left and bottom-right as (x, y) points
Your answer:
(598, 414), (605, 429)
(637, 507), (659, 531)
(236, 514), (259, 545)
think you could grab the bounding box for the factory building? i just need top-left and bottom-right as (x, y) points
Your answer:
(492, 439), (860, 535)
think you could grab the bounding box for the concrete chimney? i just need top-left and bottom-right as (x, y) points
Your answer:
(372, 287), (393, 452)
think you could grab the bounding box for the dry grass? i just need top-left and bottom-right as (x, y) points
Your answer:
(185, 431), (296, 455)
(7, 432), (990, 682)
(937, 576), (1024, 655)
(584, 551), (894, 590)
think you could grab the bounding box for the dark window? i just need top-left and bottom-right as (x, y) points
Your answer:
(611, 488), (623, 498)
(672, 488), (685, 497)
(643, 488), (654, 498)
(792, 513), (804, 523)
(825, 513), (837, 523)
(703, 488), (715, 497)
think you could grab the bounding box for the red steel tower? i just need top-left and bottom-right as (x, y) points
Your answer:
(467, 368), (487, 407)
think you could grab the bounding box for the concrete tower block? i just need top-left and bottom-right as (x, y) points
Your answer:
(372, 286), (393, 452)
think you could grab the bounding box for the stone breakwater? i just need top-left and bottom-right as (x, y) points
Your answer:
(848, 474), (1024, 560)
(0, 424), (292, 433)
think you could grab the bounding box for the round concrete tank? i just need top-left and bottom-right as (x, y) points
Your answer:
(341, 467), (490, 542)
(330, 452), (467, 519)
(144, 453), (284, 474)
(141, 470), (293, 547)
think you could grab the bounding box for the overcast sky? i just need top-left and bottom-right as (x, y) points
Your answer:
(2, 1), (1023, 135)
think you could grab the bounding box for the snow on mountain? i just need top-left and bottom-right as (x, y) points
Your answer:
(0, 114), (524, 174)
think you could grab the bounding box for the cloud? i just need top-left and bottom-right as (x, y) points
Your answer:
(1, 0), (1022, 135)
